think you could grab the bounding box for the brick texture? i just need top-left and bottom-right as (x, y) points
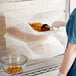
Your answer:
(0, 16), (6, 51)
(0, 16), (6, 35)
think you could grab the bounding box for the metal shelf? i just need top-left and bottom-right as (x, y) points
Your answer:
(0, 54), (63, 76)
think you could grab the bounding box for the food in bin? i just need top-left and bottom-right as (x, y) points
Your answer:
(41, 24), (50, 31)
(6, 21), (65, 42)
(0, 55), (27, 74)
(29, 22), (43, 32)
(29, 22), (58, 32)
(5, 66), (22, 74)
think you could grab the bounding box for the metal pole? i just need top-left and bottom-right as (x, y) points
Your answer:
(65, 0), (70, 21)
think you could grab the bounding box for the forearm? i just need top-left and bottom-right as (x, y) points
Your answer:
(59, 49), (75, 75)
(59, 43), (76, 76)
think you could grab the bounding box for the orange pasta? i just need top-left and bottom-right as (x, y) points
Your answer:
(5, 66), (22, 74)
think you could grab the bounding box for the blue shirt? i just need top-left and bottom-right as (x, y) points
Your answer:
(66, 8), (76, 44)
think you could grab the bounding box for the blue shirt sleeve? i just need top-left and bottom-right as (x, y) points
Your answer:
(66, 8), (76, 44)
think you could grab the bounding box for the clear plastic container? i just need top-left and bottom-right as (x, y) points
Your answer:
(0, 54), (27, 74)
(4, 10), (66, 60)
(4, 33), (65, 60)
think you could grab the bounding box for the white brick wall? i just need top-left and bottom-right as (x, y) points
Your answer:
(70, 0), (76, 12)
(0, 0), (65, 16)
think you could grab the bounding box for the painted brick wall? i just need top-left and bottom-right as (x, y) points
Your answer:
(0, 16), (6, 51)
